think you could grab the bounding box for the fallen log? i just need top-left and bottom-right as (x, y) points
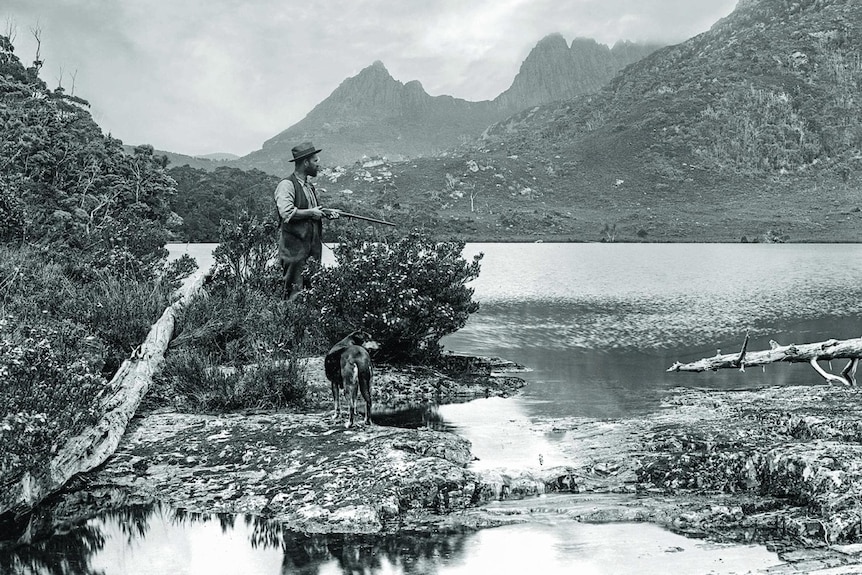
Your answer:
(0, 271), (208, 533)
(667, 335), (861, 386)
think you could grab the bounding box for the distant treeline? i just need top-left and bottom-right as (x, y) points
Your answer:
(167, 165), (278, 242)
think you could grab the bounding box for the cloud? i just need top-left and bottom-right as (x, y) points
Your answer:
(3, 0), (737, 156)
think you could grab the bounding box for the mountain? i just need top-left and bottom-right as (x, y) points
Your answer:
(466, 0), (862, 241)
(235, 61), (502, 174)
(294, 0), (862, 243)
(233, 36), (661, 175)
(494, 35), (661, 111)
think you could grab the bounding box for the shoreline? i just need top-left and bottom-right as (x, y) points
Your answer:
(2, 215), (858, 569)
(8, 354), (862, 572)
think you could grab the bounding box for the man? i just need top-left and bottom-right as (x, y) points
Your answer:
(274, 141), (338, 300)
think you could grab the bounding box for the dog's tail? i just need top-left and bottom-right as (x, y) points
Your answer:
(350, 363), (359, 387)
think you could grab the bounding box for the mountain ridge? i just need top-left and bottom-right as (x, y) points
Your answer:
(228, 34), (661, 174)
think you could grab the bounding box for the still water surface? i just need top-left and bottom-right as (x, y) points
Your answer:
(13, 242), (862, 574)
(438, 243), (862, 470)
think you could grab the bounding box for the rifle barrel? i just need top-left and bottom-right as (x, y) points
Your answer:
(338, 211), (397, 227)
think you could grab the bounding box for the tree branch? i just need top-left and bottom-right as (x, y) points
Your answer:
(667, 335), (862, 376)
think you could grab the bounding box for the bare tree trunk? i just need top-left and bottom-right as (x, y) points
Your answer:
(0, 273), (208, 530)
(667, 334), (862, 385)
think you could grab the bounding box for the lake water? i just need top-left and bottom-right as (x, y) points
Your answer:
(12, 242), (862, 574)
(438, 243), (862, 470)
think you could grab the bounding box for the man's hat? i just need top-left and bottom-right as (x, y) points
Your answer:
(290, 142), (322, 162)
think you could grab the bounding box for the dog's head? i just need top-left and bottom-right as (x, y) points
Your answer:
(346, 330), (379, 351)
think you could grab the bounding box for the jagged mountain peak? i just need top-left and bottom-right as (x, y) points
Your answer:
(494, 34), (660, 111)
(361, 60), (392, 76)
(534, 33), (569, 49)
(240, 32), (661, 172)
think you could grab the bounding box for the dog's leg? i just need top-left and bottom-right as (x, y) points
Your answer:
(331, 381), (341, 422)
(360, 368), (372, 425)
(343, 363), (359, 428)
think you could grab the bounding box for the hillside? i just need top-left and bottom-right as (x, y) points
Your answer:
(233, 36), (660, 175)
(0, 37), (177, 261)
(308, 0), (862, 243)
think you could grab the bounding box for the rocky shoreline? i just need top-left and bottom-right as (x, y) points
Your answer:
(17, 354), (862, 572)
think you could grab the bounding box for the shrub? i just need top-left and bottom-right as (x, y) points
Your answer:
(210, 211), (281, 292)
(0, 245), (180, 378)
(0, 320), (105, 475)
(304, 230), (482, 364)
(0, 177), (26, 242)
(172, 266), (324, 364)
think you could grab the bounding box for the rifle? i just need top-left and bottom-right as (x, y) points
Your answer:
(323, 208), (396, 227)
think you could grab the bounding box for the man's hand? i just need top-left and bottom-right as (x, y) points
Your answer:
(321, 208), (341, 220)
(306, 207), (326, 219)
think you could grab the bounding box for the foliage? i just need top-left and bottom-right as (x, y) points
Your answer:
(153, 217), (318, 412)
(0, 176), (27, 242)
(209, 211), (280, 291)
(0, 320), (105, 475)
(0, 35), (175, 280)
(170, 280), (322, 365)
(304, 230), (482, 363)
(0, 244), (181, 377)
(168, 165), (279, 242)
(153, 350), (307, 412)
(694, 86), (820, 172)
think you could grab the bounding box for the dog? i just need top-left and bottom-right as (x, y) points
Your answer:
(324, 330), (378, 428)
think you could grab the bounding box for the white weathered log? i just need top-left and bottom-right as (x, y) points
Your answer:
(668, 336), (862, 383)
(1, 271), (208, 523)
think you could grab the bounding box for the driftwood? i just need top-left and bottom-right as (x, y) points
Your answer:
(0, 272), (208, 531)
(667, 334), (862, 386)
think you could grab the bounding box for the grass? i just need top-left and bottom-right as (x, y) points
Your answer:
(149, 350), (308, 412)
(147, 271), (319, 413)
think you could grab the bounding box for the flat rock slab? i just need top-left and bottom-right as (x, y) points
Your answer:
(82, 411), (477, 533)
(39, 355), (568, 538)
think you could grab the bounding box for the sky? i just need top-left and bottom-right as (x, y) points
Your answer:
(4, 0), (738, 158)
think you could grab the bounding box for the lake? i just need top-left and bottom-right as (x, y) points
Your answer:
(12, 242), (862, 574)
(438, 243), (862, 470)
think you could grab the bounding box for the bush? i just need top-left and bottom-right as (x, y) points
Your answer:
(171, 282), (323, 365)
(65, 272), (178, 375)
(151, 210), (317, 413)
(1, 245), (181, 378)
(0, 177), (26, 242)
(209, 211), (281, 292)
(0, 321), (105, 475)
(304, 230), (482, 363)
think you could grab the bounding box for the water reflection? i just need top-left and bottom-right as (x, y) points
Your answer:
(371, 404), (452, 431)
(0, 522), (107, 575)
(0, 502), (472, 575)
(0, 500), (782, 575)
